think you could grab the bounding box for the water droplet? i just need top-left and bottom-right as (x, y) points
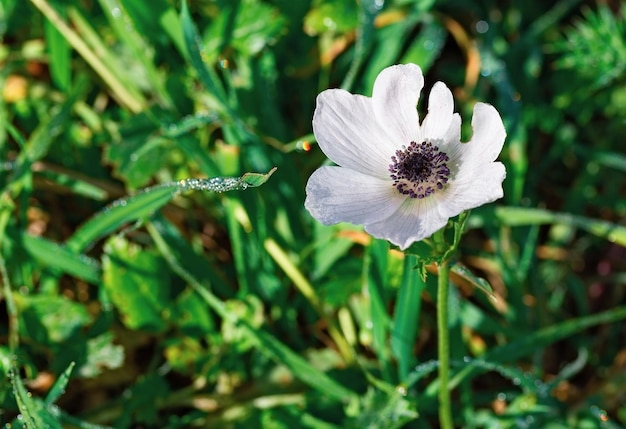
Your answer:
(512, 377), (521, 385)
(463, 356), (471, 363)
(111, 7), (121, 18)
(496, 392), (506, 401)
(396, 385), (407, 396)
(129, 153), (138, 162)
(475, 20), (489, 34)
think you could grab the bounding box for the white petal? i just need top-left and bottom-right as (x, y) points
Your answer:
(372, 64), (423, 145)
(464, 103), (506, 163)
(313, 90), (397, 178)
(439, 162), (506, 216)
(421, 81), (455, 142)
(364, 198), (449, 250)
(438, 113), (462, 155)
(305, 166), (405, 226)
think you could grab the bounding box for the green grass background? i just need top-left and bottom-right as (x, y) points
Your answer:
(1, 0), (626, 427)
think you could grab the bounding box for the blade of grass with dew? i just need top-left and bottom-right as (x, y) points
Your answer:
(65, 169), (276, 253)
(44, 362), (75, 406)
(34, 167), (110, 201)
(21, 234), (101, 284)
(10, 367), (60, 429)
(146, 222), (358, 402)
(391, 254), (423, 381)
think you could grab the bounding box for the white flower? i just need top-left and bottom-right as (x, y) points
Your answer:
(305, 64), (506, 250)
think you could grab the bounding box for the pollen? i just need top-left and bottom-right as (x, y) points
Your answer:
(389, 141), (450, 199)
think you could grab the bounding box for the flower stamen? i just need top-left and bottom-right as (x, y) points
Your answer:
(389, 141), (450, 199)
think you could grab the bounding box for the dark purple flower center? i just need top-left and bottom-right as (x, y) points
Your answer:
(389, 141), (450, 199)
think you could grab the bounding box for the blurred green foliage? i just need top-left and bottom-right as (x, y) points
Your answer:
(1, 0), (625, 427)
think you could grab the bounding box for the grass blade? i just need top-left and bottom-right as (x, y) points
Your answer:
(66, 170), (276, 253)
(391, 254), (424, 381)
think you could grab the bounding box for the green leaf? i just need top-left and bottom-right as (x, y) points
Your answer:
(241, 166), (277, 187)
(19, 295), (92, 344)
(21, 233), (101, 284)
(44, 362), (75, 405)
(173, 288), (216, 336)
(102, 235), (170, 332)
(44, 8), (71, 90)
(104, 109), (179, 189)
(450, 262), (494, 297)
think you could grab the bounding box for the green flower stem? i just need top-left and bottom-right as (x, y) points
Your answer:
(437, 258), (453, 429)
